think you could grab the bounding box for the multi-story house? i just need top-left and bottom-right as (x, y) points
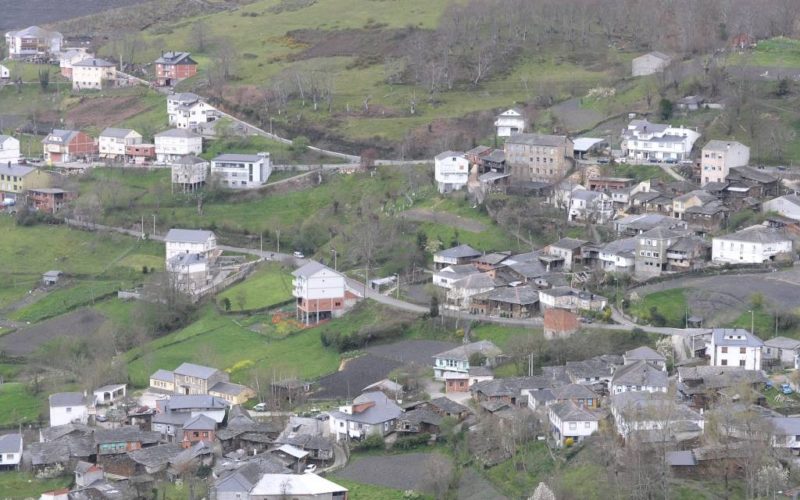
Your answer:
(434, 151), (469, 193)
(711, 224), (793, 264)
(568, 190), (612, 223)
(598, 237), (637, 274)
(763, 194), (800, 222)
(700, 140), (750, 186)
(167, 93), (217, 129)
(27, 188), (76, 213)
(544, 238), (587, 271)
(292, 261), (359, 325)
(666, 235), (710, 272)
(538, 287), (607, 313)
(494, 108), (526, 137)
(171, 155), (209, 192)
(165, 229), (218, 261)
(99, 128), (142, 159)
(210, 153), (271, 189)
(634, 226), (689, 278)
(684, 200), (729, 233)
(548, 400), (600, 446)
(610, 361), (668, 395)
(180, 414), (217, 448)
(623, 346), (667, 371)
(0, 135), (21, 163)
(710, 328), (763, 370)
(0, 434), (22, 470)
(42, 129), (97, 164)
(59, 48), (91, 78)
(155, 52), (198, 87)
(48, 392), (89, 427)
(154, 128), (202, 163)
(4, 26), (62, 60)
(620, 119), (700, 163)
(672, 190), (718, 220)
(505, 133), (574, 183)
(433, 244), (481, 270)
(762, 337), (800, 368)
(0, 164), (51, 204)
(432, 340), (501, 380)
(611, 392), (704, 440)
(328, 391), (403, 441)
(71, 58), (116, 90)
(173, 363), (228, 395)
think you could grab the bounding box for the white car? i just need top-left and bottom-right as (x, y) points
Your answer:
(293, 251), (305, 259)
(253, 403), (267, 412)
(304, 464), (317, 473)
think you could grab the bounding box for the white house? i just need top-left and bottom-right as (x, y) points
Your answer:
(610, 361), (668, 395)
(247, 473), (348, 500)
(700, 140), (750, 186)
(611, 392), (704, 439)
(631, 51), (672, 77)
(0, 135), (21, 164)
(709, 328), (763, 370)
(621, 119), (700, 163)
(598, 237), (637, 274)
(432, 264), (481, 290)
(71, 58), (116, 90)
(171, 155), (209, 192)
(165, 228), (218, 261)
(711, 224), (793, 264)
(0, 434), (22, 470)
(5, 26), (62, 60)
(763, 337), (800, 368)
(434, 151), (469, 194)
(328, 391), (402, 441)
(59, 48), (92, 78)
(445, 272), (498, 310)
(154, 128), (203, 163)
(99, 128), (142, 159)
(763, 194), (800, 222)
(292, 261), (358, 325)
(210, 152), (271, 189)
(0, 64), (9, 79)
(769, 418), (800, 453)
(548, 400), (599, 446)
(93, 384), (127, 406)
(494, 108), (526, 137)
(167, 93), (217, 129)
(433, 244), (481, 270)
(432, 340), (501, 380)
(49, 392), (89, 427)
(568, 190), (612, 223)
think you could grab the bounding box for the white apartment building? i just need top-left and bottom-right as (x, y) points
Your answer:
(292, 261), (357, 325)
(711, 224), (793, 264)
(99, 128), (142, 158)
(494, 108), (526, 137)
(621, 119), (700, 163)
(154, 129), (203, 163)
(71, 58), (116, 90)
(5, 26), (62, 60)
(167, 93), (216, 129)
(434, 151), (469, 194)
(164, 229), (218, 261)
(210, 153), (271, 189)
(0, 135), (21, 164)
(700, 140), (750, 186)
(709, 328), (763, 370)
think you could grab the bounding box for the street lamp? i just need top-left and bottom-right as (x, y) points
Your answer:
(394, 273), (400, 299)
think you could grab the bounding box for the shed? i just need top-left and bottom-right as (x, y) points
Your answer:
(42, 270), (63, 286)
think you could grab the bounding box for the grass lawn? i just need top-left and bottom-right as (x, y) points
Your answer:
(728, 37), (800, 68)
(471, 323), (542, 350)
(217, 263), (293, 311)
(10, 280), (125, 323)
(0, 472), (71, 500)
(484, 442), (554, 498)
(628, 288), (688, 327)
(93, 297), (138, 328)
(0, 383), (43, 427)
(200, 135), (296, 164)
(329, 478), (424, 500)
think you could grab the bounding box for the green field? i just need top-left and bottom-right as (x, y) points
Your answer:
(628, 288), (688, 327)
(728, 37), (800, 68)
(484, 442), (554, 498)
(217, 263), (294, 311)
(0, 383), (43, 427)
(10, 280), (125, 323)
(0, 472), (71, 500)
(330, 478), (426, 500)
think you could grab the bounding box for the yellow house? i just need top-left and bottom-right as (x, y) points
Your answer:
(71, 58), (116, 90)
(209, 382), (256, 405)
(0, 164), (51, 202)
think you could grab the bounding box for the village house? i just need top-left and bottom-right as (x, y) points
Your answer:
(173, 363), (227, 395)
(610, 361), (668, 394)
(664, 235), (710, 273)
(598, 237), (637, 274)
(92, 384), (126, 406)
(171, 155), (208, 192)
(471, 376), (552, 407)
(167, 92), (217, 129)
(469, 284), (540, 319)
(433, 340), (501, 380)
(180, 414), (216, 448)
(634, 226), (690, 278)
(434, 151), (469, 194)
(98, 128), (142, 159)
(328, 391), (402, 442)
(709, 328), (763, 370)
(700, 140), (750, 186)
(494, 108), (526, 137)
(165, 228), (218, 261)
(42, 129), (97, 164)
(396, 407), (443, 435)
(445, 272), (500, 310)
(711, 224), (793, 264)
(27, 188), (76, 213)
(433, 244), (481, 270)
(443, 366), (494, 393)
(154, 128), (203, 163)
(292, 261), (359, 325)
(0, 434), (22, 470)
(672, 190), (719, 220)
(684, 200), (729, 233)
(59, 48), (91, 78)
(763, 194), (800, 222)
(49, 392), (89, 427)
(623, 346), (667, 370)
(620, 119), (700, 163)
(613, 213), (687, 236)
(432, 263), (481, 289)
(0, 135), (21, 163)
(472, 251), (511, 272)
(544, 238), (587, 271)
(610, 391), (704, 440)
(561, 355), (622, 386)
(677, 366), (767, 410)
(568, 190), (613, 223)
(768, 417), (800, 454)
(126, 143), (156, 164)
(631, 51), (672, 76)
(543, 308), (580, 339)
(152, 395), (229, 442)
(505, 133), (574, 183)
(676, 95), (706, 111)
(74, 461), (103, 487)
(426, 397), (472, 421)
(71, 58), (116, 90)
(210, 152), (272, 189)
(5, 26), (62, 60)
(0, 164), (51, 205)
(763, 336), (800, 368)
(548, 400), (600, 446)
(245, 473), (348, 500)
(726, 166), (780, 199)
(155, 52), (199, 87)
(538, 287), (607, 313)
(528, 383), (599, 411)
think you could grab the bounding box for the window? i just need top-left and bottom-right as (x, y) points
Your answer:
(66, 407), (72, 413)
(569, 422), (577, 430)
(740, 347), (746, 354)
(721, 359), (728, 366)
(721, 347), (728, 353)
(585, 422), (591, 428)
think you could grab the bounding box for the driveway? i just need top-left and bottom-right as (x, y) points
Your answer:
(424, 379), (472, 405)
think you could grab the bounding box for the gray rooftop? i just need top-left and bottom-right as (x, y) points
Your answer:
(331, 391), (402, 425)
(715, 224), (790, 244)
(291, 261), (336, 278)
(712, 328), (764, 348)
(0, 433), (21, 454)
(551, 383), (598, 401)
(71, 58), (115, 68)
(434, 340), (501, 362)
(173, 155), (207, 166)
(428, 397), (471, 416)
(624, 346), (666, 362)
(505, 133), (570, 147)
(94, 426), (160, 445)
(150, 369), (174, 382)
(471, 285), (539, 305)
(212, 153), (268, 163)
(100, 127), (137, 139)
(49, 392), (86, 408)
(128, 443), (183, 469)
(174, 362), (219, 379)
(703, 139), (747, 152)
(471, 376), (552, 397)
(611, 361), (668, 388)
(764, 336), (800, 350)
(210, 381), (249, 396)
(549, 400), (600, 422)
(182, 413), (217, 431)
(435, 244), (481, 260)
(165, 229), (215, 244)
(549, 237), (587, 251)
(164, 394), (229, 410)
(155, 52), (196, 65)
(434, 150), (465, 161)
(0, 164), (35, 178)
(154, 128), (201, 139)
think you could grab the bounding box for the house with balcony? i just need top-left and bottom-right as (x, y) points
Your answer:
(621, 119), (700, 163)
(42, 129), (97, 165)
(292, 261), (359, 325)
(27, 188), (75, 213)
(99, 128), (142, 159)
(494, 108), (526, 137)
(171, 156), (208, 192)
(154, 129), (202, 163)
(432, 340), (501, 380)
(433, 244), (481, 270)
(328, 391), (402, 442)
(5, 26), (62, 60)
(210, 152), (271, 189)
(167, 92), (217, 129)
(434, 151), (469, 193)
(71, 58), (116, 90)
(548, 400), (600, 446)
(155, 52), (198, 87)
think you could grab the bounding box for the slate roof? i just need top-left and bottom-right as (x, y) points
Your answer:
(40, 423), (92, 442)
(49, 392), (86, 408)
(128, 443), (183, 469)
(729, 166), (777, 184)
(611, 361), (668, 388)
(435, 244), (481, 260)
(275, 433), (332, 453)
(172, 155), (207, 166)
(611, 392), (703, 423)
(505, 133), (570, 147)
(434, 340), (501, 362)
(182, 414), (217, 431)
(626, 119), (669, 135)
(72, 58), (115, 68)
(565, 355), (621, 381)
(174, 362), (219, 379)
(164, 229), (214, 244)
(624, 346), (666, 362)
(0, 164), (35, 178)
(764, 336), (800, 350)
(331, 391), (402, 425)
(549, 400), (600, 421)
(715, 224), (789, 244)
(212, 153), (267, 163)
(471, 376), (552, 398)
(155, 52), (197, 65)
(666, 450), (697, 466)
(471, 285), (539, 305)
(0, 433), (21, 454)
(94, 426), (160, 445)
(100, 127), (137, 139)
(150, 369), (174, 382)
(473, 251), (512, 266)
(215, 461), (267, 493)
(685, 200), (728, 215)
(154, 128), (201, 139)
(769, 417), (800, 436)
(170, 440), (213, 467)
(292, 261), (335, 278)
(601, 237), (638, 257)
(712, 328), (764, 348)
(434, 150), (465, 161)
(210, 381), (250, 396)
(677, 366), (767, 394)
(549, 237), (587, 251)
(674, 190), (718, 204)
(551, 384), (597, 401)
(703, 139), (747, 152)
(9, 26), (57, 38)
(163, 394), (229, 410)
(428, 397), (471, 416)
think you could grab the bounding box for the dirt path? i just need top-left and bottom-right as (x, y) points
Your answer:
(399, 208), (487, 233)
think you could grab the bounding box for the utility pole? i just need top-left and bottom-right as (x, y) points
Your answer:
(276, 229), (280, 254)
(394, 273), (400, 299)
(331, 248), (337, 271)
(141, 215), (144, 239)
(260, 232), (263, 253)
(152, 214), (156, 235)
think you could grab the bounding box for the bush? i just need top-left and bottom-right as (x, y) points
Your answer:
(355, 433), (384, 451)
(394, 433), (431, 450)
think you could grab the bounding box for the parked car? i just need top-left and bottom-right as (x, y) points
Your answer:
(95, 414), (108, 422)
(765, 380), (774, 389)
(597, 158), (610, 164)
(664, 158), (678, 164)
(293, 251), (305, 259)
(253, 402), (267, 412)
(304, 464), (317, 473)
(781, 383), (793, 395)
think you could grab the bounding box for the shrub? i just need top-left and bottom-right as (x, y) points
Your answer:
(394, 433), (431, 450)
(355, 433), (384, 451)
